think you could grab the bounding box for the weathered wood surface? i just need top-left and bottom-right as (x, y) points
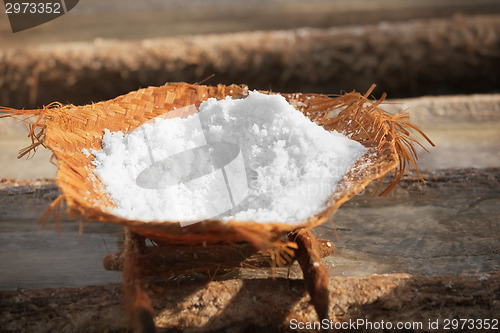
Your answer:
(0, 168), (499, 332)
(2, 168), (498, 220)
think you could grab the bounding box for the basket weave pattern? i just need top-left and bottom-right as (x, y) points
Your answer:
(2, 82), (430, 250)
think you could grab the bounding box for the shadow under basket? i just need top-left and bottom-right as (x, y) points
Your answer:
(2, 82), (432, 332)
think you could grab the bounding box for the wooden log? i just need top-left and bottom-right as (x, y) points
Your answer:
(3, 167), (499, 220)
(122, 229), (155, 333)
(1, 168), (498, 331)
(290, 229), (330, 326)
(1, 15), (500, 109)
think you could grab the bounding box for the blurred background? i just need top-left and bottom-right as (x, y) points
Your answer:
(1, 0), (500, 109)
(1, 0), (499, 290)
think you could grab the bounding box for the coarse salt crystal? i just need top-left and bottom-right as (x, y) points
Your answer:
(82, 148), (91, 157)
(92, 92), (366, 224)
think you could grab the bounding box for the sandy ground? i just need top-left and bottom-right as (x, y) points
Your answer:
(0, 260), (498, 332)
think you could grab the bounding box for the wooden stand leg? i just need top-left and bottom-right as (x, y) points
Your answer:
(290, 229), (330, 326)
(123, 228), (156, 333)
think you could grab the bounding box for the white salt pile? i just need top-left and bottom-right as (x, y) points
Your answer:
(90, 91), (366, 225)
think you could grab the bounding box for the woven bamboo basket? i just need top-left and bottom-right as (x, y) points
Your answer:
(2, 82), (433, 329)
(1, 82), (431, 250)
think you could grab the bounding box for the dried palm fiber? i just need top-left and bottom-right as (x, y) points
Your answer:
(0, 82), (432, 251)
